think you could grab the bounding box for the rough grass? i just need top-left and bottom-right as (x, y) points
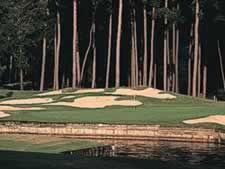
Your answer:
(0, 89), (225, 130)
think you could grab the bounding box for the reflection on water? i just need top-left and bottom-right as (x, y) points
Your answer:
(91, 139), (225, 168)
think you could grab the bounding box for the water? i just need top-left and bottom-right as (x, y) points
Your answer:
(86, 139), (225, 168)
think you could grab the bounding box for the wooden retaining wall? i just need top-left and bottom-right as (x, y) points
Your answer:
(62, 145), (114, 157)
(0, 122), (224, 143)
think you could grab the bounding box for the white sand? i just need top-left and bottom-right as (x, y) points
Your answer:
(72, 89), (104, 94)
(47, 96), (142, 108)
(0, 106), (45, 111)
(107, 88), (176, 99)
(36, 89), (104, 96)
(183, 115), (225, 126)
(0, 98), (53, 105)
(0, 111), (10, 118)
(61, 96), (76, 100)
(37, 90), (63, 96)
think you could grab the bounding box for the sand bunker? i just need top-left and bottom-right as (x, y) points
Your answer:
(183, 115), (225, 126)
(47, 96), (142, 108)
(0, 98), (53, 105)
(72, 89), (104, 94)
(61, 96), (76, 100)
(0, 111), (10, 118)
(37, 90), (63, 96)
(0, 106), (44, 111)
(107, 88), (176, 99)
(37, 89), (104, 96)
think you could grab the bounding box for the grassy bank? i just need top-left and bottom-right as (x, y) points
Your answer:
(0, 134), (101, 154)
(0, 134), (216, 169)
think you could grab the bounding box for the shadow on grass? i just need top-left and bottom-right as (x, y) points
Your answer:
(0, 150), (212, 169)
(0, 92), (13, 99)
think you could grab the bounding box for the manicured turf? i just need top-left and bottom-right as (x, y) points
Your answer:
(0, 89), (225, 129)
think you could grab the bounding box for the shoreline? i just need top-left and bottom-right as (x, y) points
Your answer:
(0, 121), (225, 144)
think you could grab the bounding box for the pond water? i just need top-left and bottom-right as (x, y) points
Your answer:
(79, 139), (225, 169)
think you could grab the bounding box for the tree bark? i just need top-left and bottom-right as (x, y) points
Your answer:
(9, 55), (13, 83)
(167, 30), (170, 91)
(76, 36), (81, 86)
(56, 11), (61, 90)
(131, 10), (135, 87)
(72, 0), (78, 88)
(115, 0), (123, 87)
(40, 37), (47, 92)
(53, 24), (57, 90)
(133, 7), (138, 87)
(149, 7), (156, 87)
(198, 44), (201, 96)
(20, 68), (23, 91)
(188, 24), (194, 95)
(203, 64), (207, 98)
(91, 17), (96, 88)
(80, 25), (93, 83)
(217, 40), (225, 90)
(192, 0), (199, 97)
(105, 14), (112, 88)
(143, 4), (147, 86)
(175, 16), (180, 93)
(53, 11), (61, 90)
(154, 63), (157, 88)
(163, 0), (168, 91)
(172, 22), (176, 92)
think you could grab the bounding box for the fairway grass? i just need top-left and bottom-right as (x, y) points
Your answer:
(0, 89), (225, 130)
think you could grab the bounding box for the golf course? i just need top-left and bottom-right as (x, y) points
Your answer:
(0, 88), (225, 129)
(0, 88), (225, 169)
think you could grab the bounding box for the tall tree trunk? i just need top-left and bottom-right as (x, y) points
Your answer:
(91, 15), (96, 88)
(56, 11), (61, 90)
(76, 36), (81, 86)
(163, 0), (168, 91)
(143, 4), (147, 86)
(172, 22), (176, 92)
(217, 40), (225, 90)
(20, 68), (23, 91)
(192, 0), (199, 97)
(149, 7), (156, 87)
(80, 25), (93, 83)
(61, 73), (65, 89)
(133, 7), (138, 86)
(131, 11), (136, 87)
(53, 24), (57, 89)
(203, 64), (207, 98)
(105, 14), (112, 88)
(175, 14), (180, 93)
(9, 55), (13, 83)
(66, 77), (70, 88)
(72, 0), (78, 88)
(198, 44), (201, 96)
(53, 11), (61, 90)
(154, 63), (157, 88)
(188, 24), (194, 95)
(40, 37), (47, 92)
(115, 0), (123, 87)
(167, 30), (170, 91)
